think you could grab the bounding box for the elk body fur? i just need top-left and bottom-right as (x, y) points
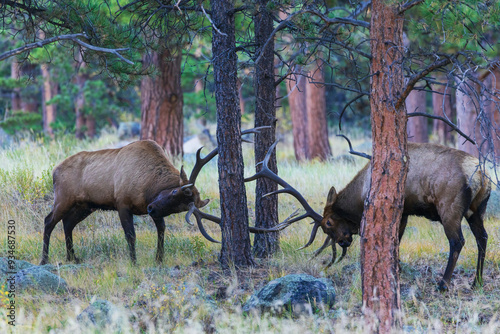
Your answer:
(323, 143), (491, 290)
(40, 140), (209, 265)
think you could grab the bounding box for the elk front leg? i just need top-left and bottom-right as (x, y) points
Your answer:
(118, 208), (137, 264)
(152, 217), (165, 263)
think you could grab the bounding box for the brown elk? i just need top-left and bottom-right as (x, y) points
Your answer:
(40, 128), (267, 265)
(242, 141), (491, 291)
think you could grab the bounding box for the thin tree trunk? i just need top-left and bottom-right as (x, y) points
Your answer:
(75, 54), (87, 140)
(11, 58), (21, 112)
(253, 0), (279, 258)
(406, 89), (428, 143)
(306, 59), (331, 160)
(287, 70), (309, 161)
(41, 63), (57, 137)
(456, 78), (479, 157)
(211, 0), (254, 269)
(485, 66), (500, 160)
(362, 1), (407, 331)
(432, 82), (455, 145)
(140, 50), (184, 156)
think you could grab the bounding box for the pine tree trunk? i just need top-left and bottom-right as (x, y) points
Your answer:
(211, 0), (254, 269)
(253, 0), (279, 258)
(362, 1), (407, 331)
(406, 89), (428, 143)
(456, 78), (479, 157)
(287, 70), (309, 161)
(432, 82), (455, 145)
(484, 66), (500, 160)
(140, 50), (184, 156)
(41, 63), (57, 137)
(306, 59), (332, 160)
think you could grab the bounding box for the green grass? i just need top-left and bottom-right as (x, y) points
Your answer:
(1, 132), (500, 333)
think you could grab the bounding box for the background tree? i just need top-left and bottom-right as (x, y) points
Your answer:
(140, 50), (184, 155)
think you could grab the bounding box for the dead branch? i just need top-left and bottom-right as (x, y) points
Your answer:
(337, 134), (372, 159)
(407, 112), (475, 144)
(0, 33), (134, 64)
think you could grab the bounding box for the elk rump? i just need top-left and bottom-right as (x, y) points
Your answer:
(40, 140), (209, 265)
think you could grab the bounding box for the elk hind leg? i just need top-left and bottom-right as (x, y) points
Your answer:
(62, 205), (91, 263)
(466, 203), (489, 288)
(438, 220), (465, 292)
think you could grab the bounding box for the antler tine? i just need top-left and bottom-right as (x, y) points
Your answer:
(297, 222), (321, 250)
(185, 203), (221, 243)
(188, 147), (219, 186)
(312, 236), (332, 258)
(188, 126), (272, 186)
(248, 209), (300, 234)
(325, 242), (338, 269)
(245, 140), (323, 223)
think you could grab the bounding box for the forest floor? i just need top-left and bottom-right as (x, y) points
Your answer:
(0, 132), (499, 333)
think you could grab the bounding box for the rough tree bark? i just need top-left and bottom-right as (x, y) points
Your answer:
(306, 59), (332, 160)
(432, 82), (455, 145)
(253, 0), (279, 258)
(456, 77), (479, 157)
(41, 63), (57, 137)
(141, 50), (184, 156)
(287, 69), (309, 161)
(406, 89), (428, 143)
(483, 66), (500, 159)
(361, 0), (407, 331)
(211, 0), (254, 269)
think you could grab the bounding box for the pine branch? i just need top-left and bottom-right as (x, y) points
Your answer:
(0, 34), (133, 64)
(407, 112), (475, 144)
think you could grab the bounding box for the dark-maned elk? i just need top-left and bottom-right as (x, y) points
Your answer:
(40, 128), (266, 265)
(242, 141), (491, 291)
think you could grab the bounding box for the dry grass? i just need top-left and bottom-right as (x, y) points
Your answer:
(1, 131), (500, 333)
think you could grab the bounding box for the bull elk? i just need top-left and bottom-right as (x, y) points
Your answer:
(40, 128), (267, 265)
(244, 141), (491, 291)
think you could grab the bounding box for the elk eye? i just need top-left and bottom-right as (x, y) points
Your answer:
(326, 220), (332, 227)
(172, 189), (177, 195)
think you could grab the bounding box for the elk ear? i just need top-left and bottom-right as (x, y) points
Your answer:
(326, 186), (337, 206)
(179, 166), (189, 186)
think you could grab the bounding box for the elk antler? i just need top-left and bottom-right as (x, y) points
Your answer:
(185, 203), (221, 243)
(244, 140), (323, 250)
(187, 126), (272, 187)
(312, 236), (348, 267)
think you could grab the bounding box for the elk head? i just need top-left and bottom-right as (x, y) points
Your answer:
(147, 165), (210, 218)
(244, 140), (349, 267)
(320, 187), (359, 249)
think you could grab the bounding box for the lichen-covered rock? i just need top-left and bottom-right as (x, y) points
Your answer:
(77, 299), (122, 328)
(0, 257), (34, 279)
(13, 266), (68, 293)
(243, 274), (336, 315)
(486, 190), (500, 219)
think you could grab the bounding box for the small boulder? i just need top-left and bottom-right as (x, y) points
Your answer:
(243, 274), (336, 315)
(77, 299), (122, 328)
(13, 266), (68, 294)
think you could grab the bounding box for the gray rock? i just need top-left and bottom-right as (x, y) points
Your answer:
(77, 299), (121, 328)
(243, 274), (336, 315)
(486, 189), (500, 219)
(0, 257), (35, 278)
(13, 266), (68, 293)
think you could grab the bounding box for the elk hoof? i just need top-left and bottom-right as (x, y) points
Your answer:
(471, 278), (483, 290)
(437, 280), (449, 292)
